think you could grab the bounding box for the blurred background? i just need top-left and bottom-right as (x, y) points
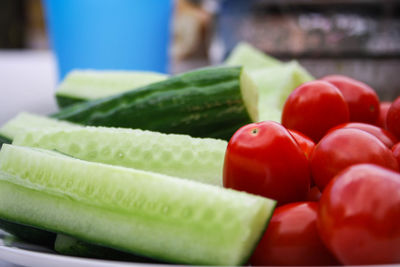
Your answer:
(0, 0), (399, 120)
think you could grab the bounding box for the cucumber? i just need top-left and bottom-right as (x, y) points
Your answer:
(0, 144), (276, 265)
(51, 66), (259, 140)
(0, 219), (55, 248)
(251, 61), (314, 122)
(0, 141), (56, 248)
(0, 112), (78, 140)
(0, 115), (64, 246)
(56, 70), (168, 108)
(55, 234), (155, 262)
(224, 43), (314, 123)
(225, 42), (281, 69)
(0, 135), (11, 149)
(13, 127), (227, 186)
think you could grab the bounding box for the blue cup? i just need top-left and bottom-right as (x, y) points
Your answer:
(43, 0), (173, 80)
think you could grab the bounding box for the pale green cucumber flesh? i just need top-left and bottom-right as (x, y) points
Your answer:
(13, 127), (227, 186)
(51, 66), (258, 140)
(225, 42), (282, 69)
(56, 71), (168, 108)
(0, 145), (276, 265)
(250, 61), (314, 123)
(0, 112), (78, 140)
(0, 130), (54, 248)
(55, 234), (157, 262)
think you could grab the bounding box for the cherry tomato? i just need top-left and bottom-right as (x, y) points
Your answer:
(328, 122), (398, 148)
(223, 121), (310, 205)
(288, 130), (315, 159)
(282, 81), (349, 142)
(306, 186), (322, 202)
(310, 128), (399, 191)
(322, 75), (380, 124)
(392, 142), (400, 169)
(250, 202), (338, 266)
(318, 164), (400, 265)
(386, 96), (400, 140)
(376, 101), (391, 128)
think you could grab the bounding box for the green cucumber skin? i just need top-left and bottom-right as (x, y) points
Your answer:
(52, 67), (252, 140)
(0, 135), (11, 149)
(0, 218), (56, 248)
(0, 145), (275, 266)
(56, 95), (85, 108)
(55, 234), (157, 262)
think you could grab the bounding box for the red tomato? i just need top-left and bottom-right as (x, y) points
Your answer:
(376, 101), (391, 128)
(322, 75), (380, 124)
(328, 122), (398, 148)
(306, 186), (322, 202)
(386, 96), (400, 140)
(318, 164), (400, 265)
(310, 128), (399, 191)
(250, 202), (338, 266)
(282, 81), (349, 142)
(288, 130), (315, 159)
(223, 121), (310, 205)
(392, 142), (400, 169)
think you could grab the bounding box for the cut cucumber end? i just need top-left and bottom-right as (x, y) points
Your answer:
(225, 42), (281, 69)
(240, 69), (259, 122)
(0, 112), (78, 140)
(236, 198), (277, 265)
(249, 61), (314, 123)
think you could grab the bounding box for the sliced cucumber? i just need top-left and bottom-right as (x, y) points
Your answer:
(0, 145), (276, 265)
(225, 42), (281, 69)
(225, 43), (314, 123)
(56, 70), (168, 107)
(13, 127), (227, 186)
(0, 114), (75, 246)
(0, 112), (78, 140)
(0, 219), (55, 248)
(0, 135), (11, 149)
(251, 61), (314, 122)
(52, 66), (259, 140)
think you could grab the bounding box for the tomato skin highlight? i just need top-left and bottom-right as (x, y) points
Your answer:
(310, 128), (399, 191)
(288, 129), (315, 159)
(282, 81), (349, 142)
(250, 202), (338, 266)
(318, 164), (400, 265)
(322, 75), (380, 124)
(376, 101), (391, 129)
(386, 96), (400, 140)
(223, 121), (310, 205)
(328, 122), (398, 148)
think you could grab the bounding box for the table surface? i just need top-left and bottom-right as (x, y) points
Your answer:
(0, 50), (58, 126)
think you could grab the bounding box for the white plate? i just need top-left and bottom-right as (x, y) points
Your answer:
(0, 233), (172, 267)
